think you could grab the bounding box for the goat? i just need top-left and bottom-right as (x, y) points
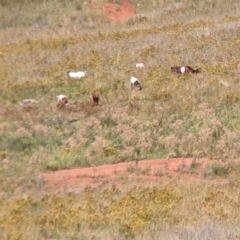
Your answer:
(171, 66), (199, 74)
(92, 91), (100, 105)
(130, 76), (142, 90)
(57, 94), (68, 106)
(136, 62), (145, 68)
(67, 71), (86, 78)
(20, 99), (39, 105)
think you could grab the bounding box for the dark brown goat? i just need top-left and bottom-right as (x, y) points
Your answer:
(92, 91), (100, 105)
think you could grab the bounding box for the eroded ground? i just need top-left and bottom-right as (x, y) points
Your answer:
(40, 158), (231, 193)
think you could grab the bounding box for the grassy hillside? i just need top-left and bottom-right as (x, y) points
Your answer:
(1, 0), (240, 239)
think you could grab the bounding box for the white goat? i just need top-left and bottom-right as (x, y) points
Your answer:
(130, 76), (142, 91)
(67, 71), (86, 78)
(136, 62), (145, 68)
(57, 94), (68, 105)
(20, 99), (39, 105)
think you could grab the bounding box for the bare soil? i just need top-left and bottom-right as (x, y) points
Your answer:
(101, 0), (134, 23)
(40, 158), (231, 193)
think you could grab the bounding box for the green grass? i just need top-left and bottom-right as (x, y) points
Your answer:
(1, 0), (240, 238)
(204, 160), (238, 178)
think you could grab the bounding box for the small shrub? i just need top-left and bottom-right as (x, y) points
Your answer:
(154, 169), (164, 177)
(103, 146), (117, 157)
(127, 163), (141, 174)
(101, 116), (117, 128)
(204, 162), (230, 177)
(0, 151), (7, 159)
(46, 152), (87, 170)
(6, 136), (40, 152)
(141, 165), (151, 175)
(189, 158), (200, 174)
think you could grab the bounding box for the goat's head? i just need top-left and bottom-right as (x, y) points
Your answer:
(92, 91), (100, 105)
(133, 81), (142, 91)
(57, 95), (68, 105)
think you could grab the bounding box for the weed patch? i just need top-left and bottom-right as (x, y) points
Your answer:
(204, 162), (232, 177)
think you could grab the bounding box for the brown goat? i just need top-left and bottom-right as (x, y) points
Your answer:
(92, 91), (100, 105)
(171, 66), (199, 74)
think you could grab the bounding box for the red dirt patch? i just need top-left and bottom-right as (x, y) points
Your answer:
(40, 158), (230, 193)
(102, 0), (134, 23)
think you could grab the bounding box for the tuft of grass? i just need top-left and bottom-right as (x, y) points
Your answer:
(127, 162), (141, 174)
(0, 151), (7, 159)
(46, 152), (87, 170)
(154, 169), (165, 177)
(204, 162), (232, 177)
(188, 158), (201, 174)
(141, 165), (151, 175)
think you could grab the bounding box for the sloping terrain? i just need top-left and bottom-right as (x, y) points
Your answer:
(1, 0), (240, 239)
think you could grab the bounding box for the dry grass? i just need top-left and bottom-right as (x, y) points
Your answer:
(1, 0), (240, 238)
(1, 183), (240, 239)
